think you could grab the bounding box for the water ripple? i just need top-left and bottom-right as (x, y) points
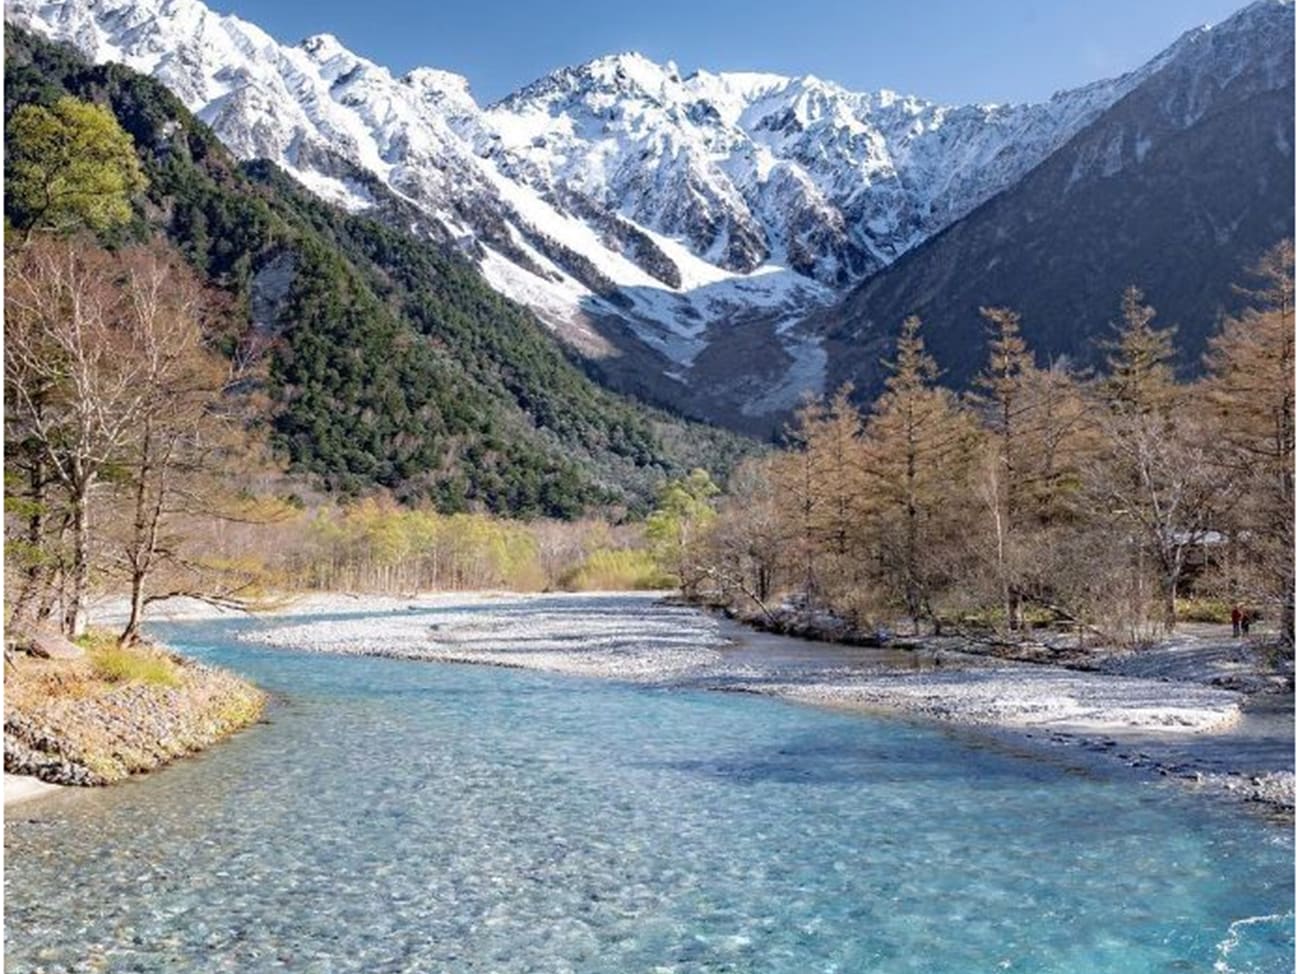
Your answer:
(4, 613), (1293, 973)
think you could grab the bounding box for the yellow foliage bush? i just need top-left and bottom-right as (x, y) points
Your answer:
(559, 548), (675, 591)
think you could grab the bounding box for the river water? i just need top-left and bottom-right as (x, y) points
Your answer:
(4, 609), (1294, 972)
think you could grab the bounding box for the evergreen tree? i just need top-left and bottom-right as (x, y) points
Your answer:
(2, 25), (752, 520)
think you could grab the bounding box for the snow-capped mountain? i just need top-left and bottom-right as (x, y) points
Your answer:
(483, 53), (1165, 285)
(6, 0), (1291, 430)
(819, 0), (1294, 400)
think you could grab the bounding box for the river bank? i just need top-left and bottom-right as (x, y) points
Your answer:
(219, 590), (1293, 817)
(3, 634), (266, 802)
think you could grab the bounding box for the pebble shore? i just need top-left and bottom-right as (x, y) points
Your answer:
(4, 652), (266, 791)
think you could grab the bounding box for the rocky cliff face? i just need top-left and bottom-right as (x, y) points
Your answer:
(7, 0), (1292, 432)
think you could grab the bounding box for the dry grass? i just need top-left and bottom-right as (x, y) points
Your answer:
(1176, 597), (1233, 625)
(89, 644), (181, 687)
(4, 656), (96, 707)
(70, 629), (183, 687)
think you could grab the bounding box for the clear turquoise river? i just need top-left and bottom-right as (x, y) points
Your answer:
(4, 612), (1294, 972)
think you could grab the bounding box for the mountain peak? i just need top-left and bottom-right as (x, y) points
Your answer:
(401, 65), (478, 118)
(493, 50), (685, 109)
(1136, 0), (1293, 74)
(576, 51), (678, 97)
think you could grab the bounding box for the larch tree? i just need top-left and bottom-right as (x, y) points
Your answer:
(772, 399), (829, 602)
(702, 456), (787, 620)
(806, 386), (867, 562)
(968, 306), (1036, 631)
(1007, 358), (1101, 628)
(1017, 359), (1095, 528)
(1089, 287), (1229, 637)
(790, 386), (870, 617)
(1100, 286), (1178, 415)
(860, 316), (978, 633)
(1202, 240), (1295, 645)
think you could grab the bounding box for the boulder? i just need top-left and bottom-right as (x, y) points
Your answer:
(23, 630), (85, 661)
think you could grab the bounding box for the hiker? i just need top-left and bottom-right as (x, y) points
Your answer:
(1231, 605), (1242, 638)
(1241, 609), (1251, 637)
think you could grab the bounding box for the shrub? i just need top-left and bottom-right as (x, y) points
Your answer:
(559, 548), (675, 591)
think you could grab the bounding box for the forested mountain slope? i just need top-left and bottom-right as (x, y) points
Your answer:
(4, 25), (750, 517)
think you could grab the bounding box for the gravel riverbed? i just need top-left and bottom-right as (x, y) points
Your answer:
(221, 591), (1292, 816)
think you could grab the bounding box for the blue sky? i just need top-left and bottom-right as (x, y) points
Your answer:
(207, 0), (1251, 106)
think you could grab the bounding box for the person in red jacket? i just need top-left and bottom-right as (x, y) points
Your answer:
(1231, 605), (1242, 638)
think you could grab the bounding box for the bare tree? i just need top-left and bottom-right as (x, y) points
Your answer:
(703, 456), (788, 620)
(5, 238), (281, 640)
(5, 238), (159, 635)
(1088, 288), (1233, 635)
(106, 247), (264, 644)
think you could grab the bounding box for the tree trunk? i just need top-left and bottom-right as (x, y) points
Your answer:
(34, 512), (69, 624)
(9, 457), (50, 625)
(1283, 583), (1296, 650)
(64, 477), (91, 638)
(121, 573), (147, 647)
(1161, 545), (1183, 634)
(905, 449), (920, 636)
